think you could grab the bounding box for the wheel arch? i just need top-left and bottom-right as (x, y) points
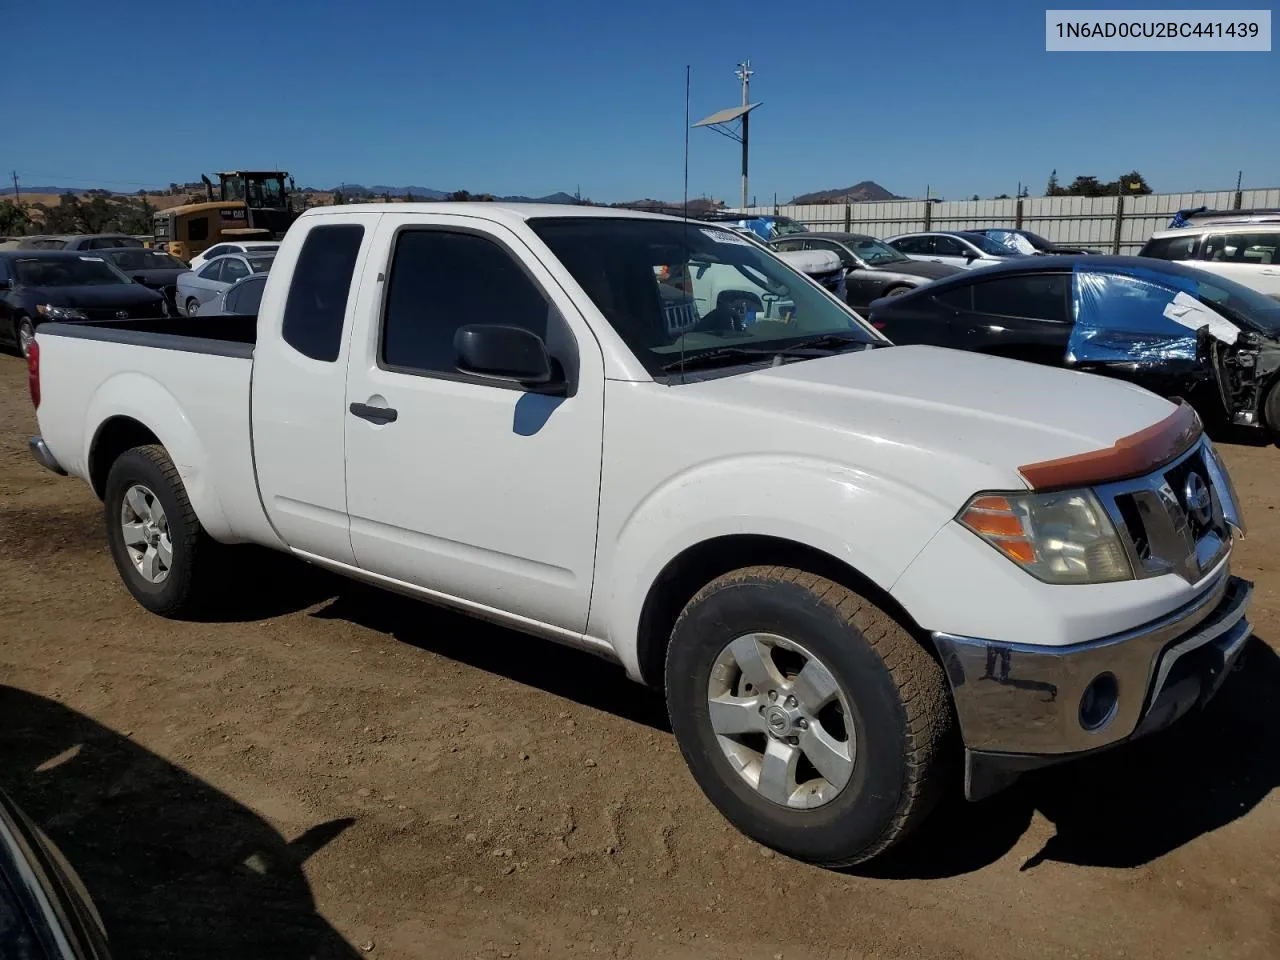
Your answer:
(633, 533), (933, 689)
(82, 373), (235, 539)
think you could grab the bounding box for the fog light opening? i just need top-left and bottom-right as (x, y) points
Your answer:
(1079, 673), (1119, 732)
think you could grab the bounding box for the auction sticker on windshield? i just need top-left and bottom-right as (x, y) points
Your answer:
(700, 229), (753, 246)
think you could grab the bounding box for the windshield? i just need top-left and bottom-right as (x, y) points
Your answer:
(1193, 272), (1280, 333)
(105, 249), (185, 270)
(962, 233), (1021, 256)
(1020, 231), (1057, 251)
(13, 255), (130, 286)
(847, 237), (909, 265)
(247, 254), (276, 273)
(530, 218), (877, 377)
(770, 217), (808, 238)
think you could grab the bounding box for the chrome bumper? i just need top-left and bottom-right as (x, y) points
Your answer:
(934, 573), (1252, 796)
(28, 436), (67, 476)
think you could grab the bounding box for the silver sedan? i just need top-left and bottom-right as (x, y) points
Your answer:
(175, 252), (275, 317)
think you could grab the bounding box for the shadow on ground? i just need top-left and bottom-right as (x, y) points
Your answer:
(313, 586), (672, 733)
(0, 686), (360, 959)
(195, 556), (1278, 879)
(864, 637), (1280, 879)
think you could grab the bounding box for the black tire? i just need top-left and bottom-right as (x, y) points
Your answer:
(185, 298), (201, 317)
(665, 566), (953, 867)
(1263, 377), (1280, 444)
(882, 285), (911, 299)
(103, 444), (215, 617)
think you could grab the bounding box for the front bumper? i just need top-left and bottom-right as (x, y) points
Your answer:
(933, 572), (1253, 800)
(29, 436), (67, 476)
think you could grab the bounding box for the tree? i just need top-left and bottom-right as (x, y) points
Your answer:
(0, 199), (32, 235)
(1046, 169), (1060, 196)
(994, 193), (1011, 200)
(1113, 170), (1152, 195)
(447, 190), (473, 202)
(333, 191), (345, 205)
(970, 194), (980, 201)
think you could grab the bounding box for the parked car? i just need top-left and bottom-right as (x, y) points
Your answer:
(29, 203), (1251, 868)
(867, 255), (1280, 435)
(1140, 223), (1280, 300)
(1, 250), (168, 358)
(98, 247), (189, 311)
(16, 234), (144, 251)
(176, 251), (275, 316)
(967, 227), (1096, 256)
(197, 272), (268, 316)
(0, 787), (112, 959)
(886, 231), (1024, 270)
(188, 240), (281, 271)
(772, 232), (962, 312)
(698, 212), (809, 241)
(704, 223), (848, 303)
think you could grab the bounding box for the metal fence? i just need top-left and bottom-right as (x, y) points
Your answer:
(727, 187), (1280, 255)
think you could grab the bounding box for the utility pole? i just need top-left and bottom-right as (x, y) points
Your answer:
(736, 59), (753, 210)
(10, 170), (19, 205)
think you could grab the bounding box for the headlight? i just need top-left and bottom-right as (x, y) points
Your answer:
(36, 304), (89, 320)
(958, 489), (1132, 584)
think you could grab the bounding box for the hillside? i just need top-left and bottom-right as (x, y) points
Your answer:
(791, 181), (900, 203)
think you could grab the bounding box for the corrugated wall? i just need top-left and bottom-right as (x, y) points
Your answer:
(728, 187), (1280, 255)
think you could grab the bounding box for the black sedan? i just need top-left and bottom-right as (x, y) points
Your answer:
(967, 227), (1096, 256)
(97, 247), (189, 311)
(867, 255), (1280, 436)
(1, 251), (168, 358)
(0, 787), (111, 959)
(771, 232), (962, 313)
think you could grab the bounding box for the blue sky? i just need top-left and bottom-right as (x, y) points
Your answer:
(12, 0), (1278, 202)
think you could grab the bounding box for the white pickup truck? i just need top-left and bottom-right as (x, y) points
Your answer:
(28, 203), (1253, 866)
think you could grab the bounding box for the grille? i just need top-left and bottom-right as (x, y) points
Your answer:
(1096, 440), (1237, 584)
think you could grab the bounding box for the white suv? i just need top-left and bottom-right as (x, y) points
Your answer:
(1141, 219), (1280, 299)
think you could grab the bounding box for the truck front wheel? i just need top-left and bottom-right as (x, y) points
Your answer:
(665, 566), (953, 867)
(103, 444), (215, 617)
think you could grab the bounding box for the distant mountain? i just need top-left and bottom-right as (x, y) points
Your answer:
(1, 186), (77, 196)
(500, 191), (580, 204)
(792, 181), (901, 204)
(329, 184), (449, 199)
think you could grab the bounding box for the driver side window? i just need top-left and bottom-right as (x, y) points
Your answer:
(933, 236), (965, 256)
(199, 260), (224, 282)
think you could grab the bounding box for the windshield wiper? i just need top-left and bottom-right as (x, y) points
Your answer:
(660, 334), (876, 374)
(775, 332), (876, 353)
(660, 346), (784, 373)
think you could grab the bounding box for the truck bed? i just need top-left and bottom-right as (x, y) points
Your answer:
(39, 314), (258, 358)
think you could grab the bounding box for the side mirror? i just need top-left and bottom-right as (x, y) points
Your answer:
(454, 324), (559, 389)
(131, 274), (149, 284)
(964, 250), (980, 261)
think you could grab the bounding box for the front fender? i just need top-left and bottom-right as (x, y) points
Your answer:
(83, 372), (234, 540)
(597, 454), (955, 679)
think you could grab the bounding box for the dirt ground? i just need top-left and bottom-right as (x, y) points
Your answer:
(0, 354), (1277, 960)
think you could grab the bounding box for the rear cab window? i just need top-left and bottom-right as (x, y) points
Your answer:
(281, 223), (365, 362)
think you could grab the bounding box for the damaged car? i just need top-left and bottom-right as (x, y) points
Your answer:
(867, 255), (1280, 437)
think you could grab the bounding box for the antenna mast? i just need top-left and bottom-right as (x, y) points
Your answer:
(735, 60), (753, 209)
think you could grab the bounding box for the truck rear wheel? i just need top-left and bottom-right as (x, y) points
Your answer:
(665, 565), (953, 867)
(103, 444), (215, 617)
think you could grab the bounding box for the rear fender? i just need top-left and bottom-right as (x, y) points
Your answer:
(83, 372), (234, 539)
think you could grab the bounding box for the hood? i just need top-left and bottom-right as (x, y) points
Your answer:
(871, 259), (962, 281)
(22, 283), (164, 308)
(683, 344), (1177, 508)
(775, 249), (842, 276)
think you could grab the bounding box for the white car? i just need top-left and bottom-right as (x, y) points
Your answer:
(886, 231), (1022, 270)
(188, 240), (281, 271)
(27, 202), (1252, 868)
(1141, 220), (1280, 299)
